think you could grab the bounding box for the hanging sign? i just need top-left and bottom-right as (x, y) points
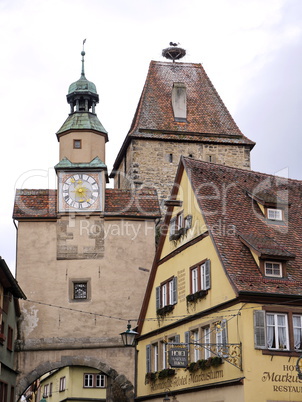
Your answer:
(169, 348), (188, 368)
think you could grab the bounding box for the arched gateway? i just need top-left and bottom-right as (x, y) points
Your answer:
(16, 354), (135, 401)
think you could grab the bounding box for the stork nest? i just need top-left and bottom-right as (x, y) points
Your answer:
(162, 46), (186, 61)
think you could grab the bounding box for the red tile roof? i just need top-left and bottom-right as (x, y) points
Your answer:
(112, 61), (255, 173)
(13, 189), (160, 219)
(182, 157), (302, 296)
(13, 190), (57, 219)
(105, 188), (161, 217)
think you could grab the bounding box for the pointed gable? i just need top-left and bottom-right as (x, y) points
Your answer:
(112, 60), (254, 175)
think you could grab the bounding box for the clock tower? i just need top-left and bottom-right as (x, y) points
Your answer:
(55, 46), (108, 214)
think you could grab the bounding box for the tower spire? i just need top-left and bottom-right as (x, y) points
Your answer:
(81, 39), (86, 77)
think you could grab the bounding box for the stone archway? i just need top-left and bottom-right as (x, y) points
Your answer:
(16, 355), (134, 402)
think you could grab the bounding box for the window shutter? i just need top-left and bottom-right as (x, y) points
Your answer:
(156, 286), (161, 310)
(172, 277), (178, 304)
(205, 260), (211, 290)
(146, 345), (151, 373)
(175, 334), (180, 344)
(185, 331), (190, 346)
(254, 310), (266, 349)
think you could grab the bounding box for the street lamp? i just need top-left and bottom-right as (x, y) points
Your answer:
(120, 321), (138, 346)
(163, 394), (170, 402)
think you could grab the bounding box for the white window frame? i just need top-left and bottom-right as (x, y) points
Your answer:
(192, 329), (200, 362)
(266, 313), (289, 350)
(43, 384), (49, 397)
(59, 377), (66, 392)
(192, 267), (199, 294)
(162, 283), (168, 307)
(267, 208), (283, 221)
(293, 315), (302, 350)
(190, 260), (211, 294)
(95, 374), (106, 388)
(204, 326), (211, 359)
(84, 374), (94, 388)
(216, 320), (228, 356)
(265, 261), (282, 278)
(162, 341), (167, 369)
(84, 373), (106, 388)
(156, 277), (177, 309)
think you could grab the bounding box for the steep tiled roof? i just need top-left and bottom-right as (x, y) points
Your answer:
(112, 61), (255, 172)
(13, 189), (160, 219)
(182, 157), (302, 296)
(105, 188), (161, 217)
(13, 190), (57, 219)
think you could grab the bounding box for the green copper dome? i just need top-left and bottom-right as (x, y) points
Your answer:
(68, 74), (97, 95)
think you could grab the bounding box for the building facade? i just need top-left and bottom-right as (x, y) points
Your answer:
(110, 55), (255, 213)
(35, 366), (108, 402)
(0, 258), (26, 402)
(136, 157), (302, 401)
(13, 51), (160, 402)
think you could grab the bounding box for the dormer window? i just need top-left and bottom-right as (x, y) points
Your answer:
(267, 208), (282, 221)
(172, 82), (187, 122)
(264, 261), (282, 277)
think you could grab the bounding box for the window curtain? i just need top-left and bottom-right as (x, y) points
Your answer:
(266, 314), (275, 348)
(293, 316), (302, 350)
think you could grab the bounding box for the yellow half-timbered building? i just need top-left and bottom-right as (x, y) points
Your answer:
(136, 157), (302, 402)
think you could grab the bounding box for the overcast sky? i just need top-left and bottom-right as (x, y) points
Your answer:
(1, 0), (302, 273)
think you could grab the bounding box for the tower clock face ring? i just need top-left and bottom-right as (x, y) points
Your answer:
(62, 173), (99, 209)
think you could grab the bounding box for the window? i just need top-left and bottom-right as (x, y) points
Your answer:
(266, 313), (289, 350)
(84, 374), (106, 388)
(190, 260), (211, 294)
(162, 341), (167, 369)
(0, 321), (6, 345)
(253, 310), (299, 351)
(84, 374), (93, 387)
(153, 343), (159, 372)
(49, 383), (52, 397)
(184, 215), (192, 230)
(10, 386), (14, 402)
(192, 329), (200, 362)
(267, 208), (282, 221)
(146, 345), (151, 373)
(216, 320), (228, 356)
(0, 382), (8, 402)
(74, 282), (88, 299)
(265, 261), (282, 277)
(73, 139), (82, 149)
(43, 384), (49, 398)
(7, 326), (13, 351)
(203, 326), (211, 359)
(170, 211), (184, 239)
(59, 377), (66, 392)
(156, 277), (177, 310)
(293, 315), (302, 350)
(70, 279), (91, 302)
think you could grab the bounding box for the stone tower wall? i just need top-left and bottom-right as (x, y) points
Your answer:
(114, 139), (251, 212)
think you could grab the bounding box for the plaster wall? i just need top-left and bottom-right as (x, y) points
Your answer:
(59, 131), (106, 163)
(15, 216), (156, 388)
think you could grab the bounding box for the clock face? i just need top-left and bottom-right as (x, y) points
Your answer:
(62, 173), (99, 210)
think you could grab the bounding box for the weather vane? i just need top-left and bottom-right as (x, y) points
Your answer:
(81, 39), (86, 77)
